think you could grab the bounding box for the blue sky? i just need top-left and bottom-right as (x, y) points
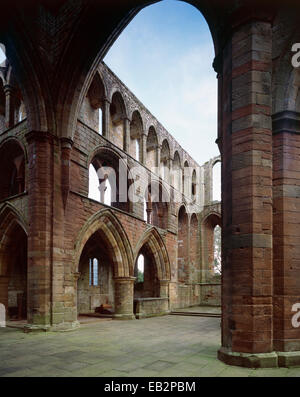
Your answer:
(0, 48), (5, 64)
(104, 0), (219, 166)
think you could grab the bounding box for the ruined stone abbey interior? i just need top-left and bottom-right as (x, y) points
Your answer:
(1, 0), (300, 372)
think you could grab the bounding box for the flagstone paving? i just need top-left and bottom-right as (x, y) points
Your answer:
(0, 315), (299, 377)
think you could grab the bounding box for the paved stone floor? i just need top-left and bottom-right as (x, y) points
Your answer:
(0, 315), (300, 377)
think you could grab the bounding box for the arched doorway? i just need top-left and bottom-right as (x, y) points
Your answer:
(177, 205), (189, 284)
(75, 210), (135, 320)
(201, 213), (221, 282)
(77, 230), (115, 316)
(133, 228), (171, 318)
(0, 213), (27, 322)
(0, 139), (25, 201)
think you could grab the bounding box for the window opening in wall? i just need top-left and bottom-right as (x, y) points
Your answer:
(213, 225), (221, 275)
(213, 161), (221, 202)
(89, 258), (99, 286)
(136, 254), (144, 283)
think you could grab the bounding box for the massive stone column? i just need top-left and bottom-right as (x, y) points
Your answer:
(272, 110), (300, 366)
(219, 16), (275, 367)
(25, 131), (55, 329)
(114, 277), (136, 319)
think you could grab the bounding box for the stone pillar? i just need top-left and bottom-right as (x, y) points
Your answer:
(4, 85), (15, 129)
(203, 162), (212, 205)
(114, 277), (136, 319)
(218, 17), (275, 367)
(272, 110), (300, 366)
(25, 130), (55, 329)
(156, 144), (161, 170)
(141, 132), (147, 164)
(123, 117), (130, 153)
(169, 157), (173, 186)
(159, 280), (170, 298)
(102, 98), (110, 139)
(13, 155), (25, 194)
(98, 177), (106, 203)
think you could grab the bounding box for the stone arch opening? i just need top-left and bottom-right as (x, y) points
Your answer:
(191, 169), (197, 199)
(134, 247), (159, 299)
(0, 214), (27, 321)
(0, 43), (6, 65)
(133, 228), (171, 318)
(109, 91), (126, 150)
(88, 146), (131, 213)
(160, 139), (170, 183)
(130, 110), (143, 161)
(190, 213), (199, 283)
(82, 72), (106, 134)
(144, 181), (169, 230)
(0, 139), (26, 201)
(77, 230), (115, 316)
(75, 209), (134, 318)
(146, 126), (158, 170)
(0, 79), (5, 132)
(212, 160), (221, 202)
(177, 205), (189, 283)
(201, 213), (221, 282)
(173, 151), (182, 192)
(183, 160), (190, 197)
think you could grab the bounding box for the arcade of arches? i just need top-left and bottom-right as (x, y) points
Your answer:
(0, 0), (300, 369)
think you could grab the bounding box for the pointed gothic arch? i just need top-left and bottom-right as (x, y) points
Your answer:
(134, 227), (171, 281)
(74, 209), (134, 278)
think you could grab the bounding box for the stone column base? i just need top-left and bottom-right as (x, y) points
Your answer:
(218, 347), (278, 368)
(113, 313), (136, 320)
(277, 351), (300, 367)
(219, 347), (300, 368)
(23, 321), (80, 333)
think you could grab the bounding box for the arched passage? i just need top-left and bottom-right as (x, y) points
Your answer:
(109, 91), (127, 150)
(146, 126), (158, 170)
(0, 139), (26, 201)
(0, 78), (5, 132)
(160, 139), (170, 183)
(173, 151), (182, 192)
(74, 209), (135, 319)
(77, 230), (116, 315)
(81, 72), (106, 134)
(177, 205), (189, 283)
(189, 213), (199, 282)
(212, 160), (221, 202)
(88, 146), (132, 213)
(144, 181), (169, 230)
(201, 212), (221, 282)
(133, 228), (171, 318)
(0, 205), (28, 321)
(130, 110), (143, 161)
